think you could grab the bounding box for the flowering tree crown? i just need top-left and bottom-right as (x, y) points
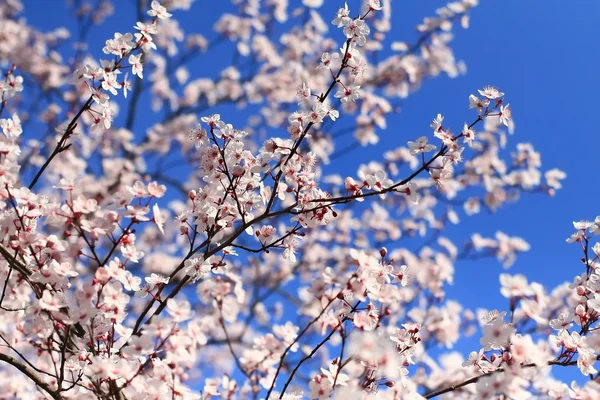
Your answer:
(0, 1), (594, 399)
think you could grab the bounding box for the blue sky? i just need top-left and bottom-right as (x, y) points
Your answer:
(20, 0), (600, 391)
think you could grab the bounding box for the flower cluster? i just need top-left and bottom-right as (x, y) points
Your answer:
(74, 0), (171, 132)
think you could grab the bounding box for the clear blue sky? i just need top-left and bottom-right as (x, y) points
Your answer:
(21, 0), (600, 389)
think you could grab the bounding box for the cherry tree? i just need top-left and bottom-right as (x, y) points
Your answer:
(0, 0), (595, 399)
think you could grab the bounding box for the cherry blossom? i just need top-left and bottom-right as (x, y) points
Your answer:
(147, 0), (172, 19)
(408, 136), (437, 155)
(478, 85), (505, 100)
(368, 0), (383, 11)
(333, 84), (360, 104)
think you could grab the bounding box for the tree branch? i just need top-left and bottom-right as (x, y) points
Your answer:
(0, 353), (62, 399)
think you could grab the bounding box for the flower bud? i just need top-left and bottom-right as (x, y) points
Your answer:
(379, 247), (388, 258)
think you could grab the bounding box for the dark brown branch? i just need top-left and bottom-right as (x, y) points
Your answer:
(0, 353), (62, 399)
(424, 359), (584, 399)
